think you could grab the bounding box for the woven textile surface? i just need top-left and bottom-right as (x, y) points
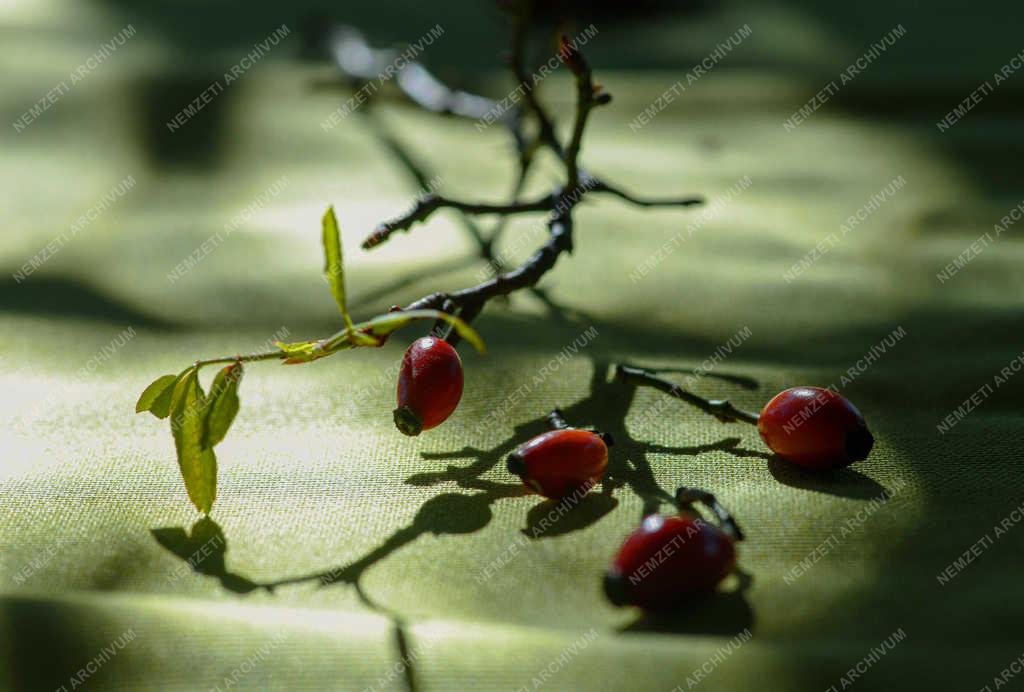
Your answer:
(3, 2), (1023, 690)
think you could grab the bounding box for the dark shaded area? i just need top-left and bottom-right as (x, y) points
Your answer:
(620, 571), (755, 637)
(767, 457), (889, 500)
(87, 0), (1024, 87)
(132, 73), (237, 170)
(0, 275), (174, 329)
(524, 492), (619, 539)
(1, 598), (126, 691)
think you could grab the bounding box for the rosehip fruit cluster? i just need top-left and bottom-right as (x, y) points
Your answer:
(506, 409), (611, 500)
(394, 336), (464, 436)
(604, 488), (743, 610)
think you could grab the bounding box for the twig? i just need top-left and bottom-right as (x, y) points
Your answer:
(589, 179), (704, 208)
(510, 11), (563, 158)
(560, 35), (603, 191)
(404, 202), (574, 313)
(675, 487), (745, 541)
(547, 407), (569, 430)
(357, 104), (494, 259)
(362, 193), (556, 249)
(324, 20), (707, 346)
(193, 352), (281, 368)
(328, 24), (703, 213)
(329, 26), (499, 121)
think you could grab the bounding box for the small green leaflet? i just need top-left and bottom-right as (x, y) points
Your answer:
(322, 206), (354, 330)
(136, 374), (178, 418)
(320, 206), (387, 348)
(202, 363), (243, 449)
(274, 338), (340, 364)
(170, 367), (217, 515)
(360, 310), (487, 353)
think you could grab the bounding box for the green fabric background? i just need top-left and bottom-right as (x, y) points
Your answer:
(3, 1), (1024, 690)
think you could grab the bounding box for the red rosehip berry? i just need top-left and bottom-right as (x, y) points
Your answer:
(394, 336), (463, 436)
(506, 428), (610, 500)
(757, 387), (873, 470)
(604, 488), (742, 610)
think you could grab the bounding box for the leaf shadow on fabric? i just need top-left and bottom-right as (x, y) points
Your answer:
(152, 510), (460, 692)
(151, 517), (271, 595)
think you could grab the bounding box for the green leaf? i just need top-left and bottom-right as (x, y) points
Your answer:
(322, 206), (354, 330)
(136, 374), (178, 418)
(347, 328), (380, 347)
(170, 368), (217, 515)
(274, 338), (343, 364)
(202, 363), (243, 449)
(358, 309), (487, 353)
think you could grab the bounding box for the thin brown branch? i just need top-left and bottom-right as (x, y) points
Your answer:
(362, 193), (556, 249)
(327, 22), (707, 352)
(357, 104), (495, 258)
(559, 35), (613, 192)
(404, 197), (575, 316)
(329, 25), (499, 121)
(510, 12), (563, 158)
(589, 179), (704, 208)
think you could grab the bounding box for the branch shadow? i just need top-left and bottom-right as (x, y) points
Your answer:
(151, 511), (463, 691)
(132, 72), (234, 171)
(413, 361), (771, 525)
(151, 359), (769, 645)
(400, 360), (766, 635)
(150, 357), (887, 645)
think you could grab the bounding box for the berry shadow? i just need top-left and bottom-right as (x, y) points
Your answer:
(618, 570), (755, 637)
(767, 457), (890, 501)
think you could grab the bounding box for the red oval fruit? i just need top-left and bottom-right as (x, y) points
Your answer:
(506, 429), (609, 500)
(757, 386), (873, 470)
(394, 337), (464, 436)
(604, 513), (737, 609)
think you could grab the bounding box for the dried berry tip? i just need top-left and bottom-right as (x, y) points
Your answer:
(393, 405), (423, 436)
(506, 452), (526, 476)
(603, 571), (627, 606)
(845, 426), (874, 462)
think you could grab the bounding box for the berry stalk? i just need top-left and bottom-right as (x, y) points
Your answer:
(675, 486), (745, 542)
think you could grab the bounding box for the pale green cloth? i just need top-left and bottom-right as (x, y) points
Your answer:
(3, 1), (1024, 690)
